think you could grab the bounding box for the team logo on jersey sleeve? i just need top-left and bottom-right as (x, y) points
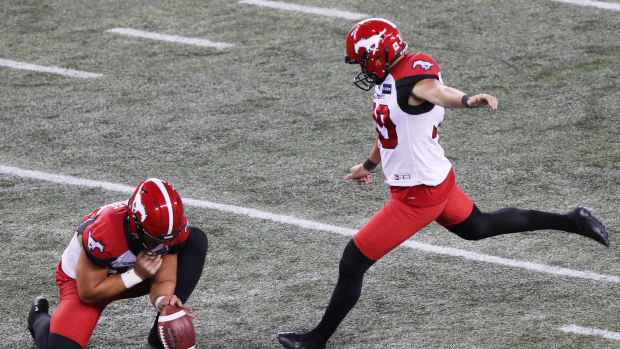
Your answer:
(87, 230), (105, 253)
(413, 60), (433, 71)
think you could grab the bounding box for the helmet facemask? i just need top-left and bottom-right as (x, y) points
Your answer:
(352, 70), (376, 91)
(352, 46), (391, 91)
(133, 218), (179, 256)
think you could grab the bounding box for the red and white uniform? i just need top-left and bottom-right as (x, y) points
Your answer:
(60, 201), (189, 279)
(354, 53), (474, 261)
(372, 52), (451, 187)
(51, 202), (189, 348)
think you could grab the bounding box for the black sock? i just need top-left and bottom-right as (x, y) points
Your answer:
(32, 313), (51, 348)
(447, 205), (576, 240)
(47, 333), (83, 349)
(310, 239), (375, 346)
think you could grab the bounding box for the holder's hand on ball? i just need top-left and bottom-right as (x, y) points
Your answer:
(157, 295), (194, 318)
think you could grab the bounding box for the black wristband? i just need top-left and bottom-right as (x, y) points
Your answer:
(363, 159), (378, 171)
(461, 94), (472, 108)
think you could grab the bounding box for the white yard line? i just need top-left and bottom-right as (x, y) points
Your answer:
(1, 164), (618, 284)
(239, 0), (620, 20)
(105, 28), (235, 49)
(238, 0), (368, 20)
(559, 325), (620, 341)
(550, 0), (620, 11)
(0, 58), (103, 78)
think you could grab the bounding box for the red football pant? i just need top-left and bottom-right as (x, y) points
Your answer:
(353, 170), (474, 261)
(50, 263), (150, 348)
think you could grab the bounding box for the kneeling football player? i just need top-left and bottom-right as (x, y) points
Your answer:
(27, 178), (208, 349)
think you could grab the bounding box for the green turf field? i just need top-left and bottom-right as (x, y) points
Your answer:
(1, 0), (619, 348)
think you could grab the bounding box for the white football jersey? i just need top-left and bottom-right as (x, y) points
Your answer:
(372, 52), (452, 187)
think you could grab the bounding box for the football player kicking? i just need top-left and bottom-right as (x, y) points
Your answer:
(27, 178), (208, 349)
(276, 18), (610, 349)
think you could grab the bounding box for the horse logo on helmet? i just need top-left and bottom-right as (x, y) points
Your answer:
(354, 29), (387, 56)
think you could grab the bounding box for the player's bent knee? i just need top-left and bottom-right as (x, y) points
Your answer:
(446, 205), (495, 241)
(47, 333), (84, 349)
(188, 226), (208, 254)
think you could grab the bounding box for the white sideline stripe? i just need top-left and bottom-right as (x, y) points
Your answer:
(0, 58), (103, 78)
(1, 164), (619, 284)
(401, 240), (619, 283)
(239, 0), (368, 20)
(105, 28), (235, 49)
(550, 0), (620, 11)
(559, 325), (620, 341)
(158, 310), (187, 322)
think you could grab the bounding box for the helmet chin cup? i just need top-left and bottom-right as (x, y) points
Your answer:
(145, 247), (167, 256)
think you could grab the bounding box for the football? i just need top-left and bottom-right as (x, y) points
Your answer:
(157, 305), (196, 349)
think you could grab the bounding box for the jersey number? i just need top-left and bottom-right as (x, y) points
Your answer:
(372, 104), (397, 149)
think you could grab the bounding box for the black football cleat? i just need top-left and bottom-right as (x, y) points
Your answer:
(276, 331), (325, 349)
(569, 207), (610, 247)
(27, 296), (49, 339)
(148, 322), (164, 349)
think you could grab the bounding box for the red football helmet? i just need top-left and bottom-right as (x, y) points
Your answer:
(127, 178), (186, 255)
(345, 18), (408, 91)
